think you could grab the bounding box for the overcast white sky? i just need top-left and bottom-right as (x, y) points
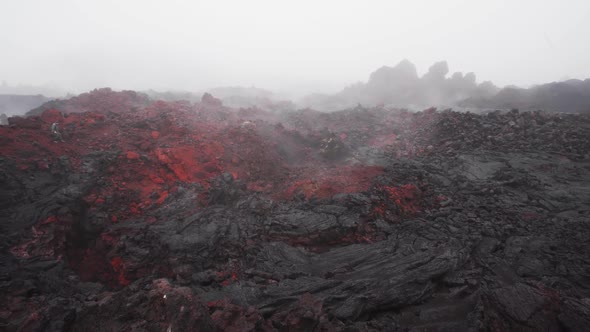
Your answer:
(1, 0), (589, 95)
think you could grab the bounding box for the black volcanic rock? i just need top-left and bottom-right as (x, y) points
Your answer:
(461, 79), (590, 113)
(1, 96), (589, 331)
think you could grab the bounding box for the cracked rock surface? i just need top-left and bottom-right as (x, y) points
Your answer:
(1, 90), (589, 331)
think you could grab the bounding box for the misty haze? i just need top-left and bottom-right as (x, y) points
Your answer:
(1, 1), (590, 331)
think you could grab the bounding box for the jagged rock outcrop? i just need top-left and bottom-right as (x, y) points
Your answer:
(300, 60), (500, 110)
(461, 79), (590, 113)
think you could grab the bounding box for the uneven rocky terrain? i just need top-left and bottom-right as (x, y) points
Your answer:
(1, 88), (589, 331)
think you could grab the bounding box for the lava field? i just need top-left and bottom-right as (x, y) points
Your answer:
(1, 88), (590, 331)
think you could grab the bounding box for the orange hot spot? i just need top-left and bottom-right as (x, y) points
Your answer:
(41, 216), (58, 225)
(383, 184), (422, 216)
(156, 191), (169, 204)
(110, 257), (130, 286)
(126, 151), (141, 160)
